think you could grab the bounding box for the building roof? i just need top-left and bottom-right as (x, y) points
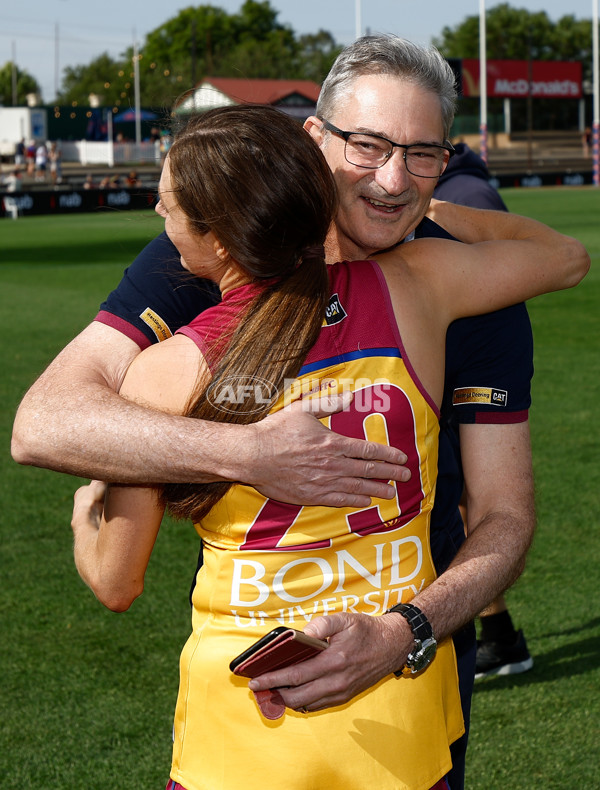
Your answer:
(175, 77), (321, 115)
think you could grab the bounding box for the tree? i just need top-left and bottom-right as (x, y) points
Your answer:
(295, 31), (343, 84)
(53, 2), (341, 111)
(433, 3), (593, 77)
(433, 3), (594, 132)
(141, 0), (303, 99)
(0, 62), (40, 106)
(56, 2), (341, 111)
(58, 53), (129, 107)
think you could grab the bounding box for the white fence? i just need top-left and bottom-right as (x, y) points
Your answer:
(60, 140), (162, 166)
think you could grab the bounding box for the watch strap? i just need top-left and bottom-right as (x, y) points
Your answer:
(386, 602), (434, 642)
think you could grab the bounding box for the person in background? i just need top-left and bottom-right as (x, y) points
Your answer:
(1, 167), (23, 193)
(14, 138), (26, 167)
(125, 170), (141, 187)
(582, 127), (591, 157)
(83, 173), (96, 190)
(25, 141), (36, 176)
(433, 142), (534, 680)
(49, 142), (62, 186)
(34, 141), (48, 182)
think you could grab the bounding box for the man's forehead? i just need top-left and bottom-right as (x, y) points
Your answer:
(333, 73), (443, 138)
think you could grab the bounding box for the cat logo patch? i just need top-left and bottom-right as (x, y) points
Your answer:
(453, 387), (508, 407)
(323, 293), (347, 326)
(139, 308), (173, 342)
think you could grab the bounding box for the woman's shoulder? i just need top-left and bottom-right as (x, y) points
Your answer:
(121, 335), (205, 414)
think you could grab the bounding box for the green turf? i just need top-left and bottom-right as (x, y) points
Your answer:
(466, 188), (600, 789)
(1, 196), (599, 788)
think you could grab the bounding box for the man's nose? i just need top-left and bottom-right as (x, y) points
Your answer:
(373, 148), (412, 195)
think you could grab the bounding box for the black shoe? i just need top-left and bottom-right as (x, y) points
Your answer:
(475, 628), (533, 679)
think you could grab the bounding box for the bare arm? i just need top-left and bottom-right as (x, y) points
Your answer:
(71, 479), (164, 612)
(403, 201), (590, 323)
(248, 422), (534, 711)
(426, 197), (589, 291)
(12, 321), (411, 507)
(407, 421), (534, 640)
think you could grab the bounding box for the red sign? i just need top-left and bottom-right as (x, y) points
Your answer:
(461, 59), (582, 99)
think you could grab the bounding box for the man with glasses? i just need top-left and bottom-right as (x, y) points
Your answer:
(13, 35), (536, 788)
(294, 37), (535, 787)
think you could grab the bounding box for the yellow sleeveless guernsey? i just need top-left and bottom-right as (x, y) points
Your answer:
(171, 260), (464, 790)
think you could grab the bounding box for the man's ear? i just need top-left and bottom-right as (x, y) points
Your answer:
(304, 116), (325, 148)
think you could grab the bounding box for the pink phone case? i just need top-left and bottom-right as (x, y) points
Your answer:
(231, 628), (327, 678)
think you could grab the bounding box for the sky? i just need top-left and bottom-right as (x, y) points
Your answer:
(0, 0), (596, 103)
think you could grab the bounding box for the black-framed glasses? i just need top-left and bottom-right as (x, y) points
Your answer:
(321, 119), (455, 178)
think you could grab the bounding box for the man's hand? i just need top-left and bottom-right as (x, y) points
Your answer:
(247, 612), (413, 712)
(250, 391), (411, 508)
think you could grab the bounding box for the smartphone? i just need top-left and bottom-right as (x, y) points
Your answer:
(230, 627), (328, 678)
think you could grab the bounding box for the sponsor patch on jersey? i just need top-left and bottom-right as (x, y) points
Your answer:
(139, 307), (173, 342)
(322, 293), (347, 326)
(452, 386), (508, 407)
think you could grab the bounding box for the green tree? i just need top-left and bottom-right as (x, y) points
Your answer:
(55, 1), (341, 111)
(0, 62), (40, 106)
(57, 52), (130, 107)
(140, 5), (237, 106)
(295, 31), (343, 84)
(100, 2), (339, 108)
(433, 3), (594, 132)
(434, 3), (593, 77)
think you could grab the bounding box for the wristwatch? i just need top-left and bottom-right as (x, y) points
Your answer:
(386, 602), (437, 677)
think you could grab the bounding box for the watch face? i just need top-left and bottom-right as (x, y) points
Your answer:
(404, 638), (437, 674)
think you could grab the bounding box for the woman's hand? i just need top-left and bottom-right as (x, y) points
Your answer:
(72, 480), (107, 534)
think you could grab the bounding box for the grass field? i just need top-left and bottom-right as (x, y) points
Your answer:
(1, 193), (599, 789)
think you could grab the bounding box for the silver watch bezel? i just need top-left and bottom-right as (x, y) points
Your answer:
(401, 636), (438, 675)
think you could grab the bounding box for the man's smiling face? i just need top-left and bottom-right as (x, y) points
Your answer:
(313, 73), (446, 261)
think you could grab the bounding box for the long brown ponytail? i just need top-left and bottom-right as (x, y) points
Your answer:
(162, 106), (338, 521)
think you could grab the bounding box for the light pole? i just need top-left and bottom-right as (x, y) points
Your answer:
(593, 0), (599, 185)
(133, 39), (141, 147)
(355, 0), (362, 40)
(479, 0), (488, 163)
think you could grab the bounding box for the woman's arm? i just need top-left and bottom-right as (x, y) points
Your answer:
(71, 335), (205, 611)
(425, 198), (589, 295)
(71, 480), (164, 611)
(379, 202), (590, 327)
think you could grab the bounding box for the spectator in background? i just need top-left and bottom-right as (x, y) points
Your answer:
(125, 170), (141, 187)
(1, 167), (22, 192)
(83, 174), (96, 190)
(434, 141), (534, 680)
(35, 142), (48, 182)
(25, 142), (36, 176)
(99, 175), (121, 189)
(14, 139), (26, 167)
(582, 127), (592, 157)
(49, 143), (62, 186)
(159, 130), (173, 162)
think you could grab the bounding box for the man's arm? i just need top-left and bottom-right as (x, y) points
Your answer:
(411, 421), (534, 637)
(247, 422), (534, 711)
(11, 321), (411, 508)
